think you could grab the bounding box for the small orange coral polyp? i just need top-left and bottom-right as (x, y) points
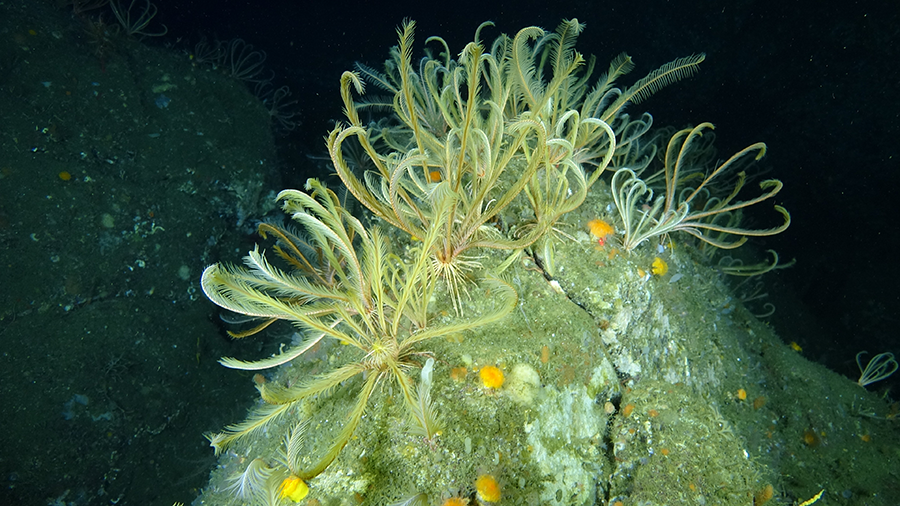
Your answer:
(754, 484), (775, 505)
(479, 365), (504, 389)
(441, 498), (469, 506)
(588, 219), (614, 242)
(802, 428), (821, 447)
(475, 474), (501, 503)
(450, 366), (468, 382)
(753, 396), (767, 410)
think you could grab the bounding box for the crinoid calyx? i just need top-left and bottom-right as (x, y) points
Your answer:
(201, 179), (516, 481)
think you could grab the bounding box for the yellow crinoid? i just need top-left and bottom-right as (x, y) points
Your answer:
(201, 179), (516, 481)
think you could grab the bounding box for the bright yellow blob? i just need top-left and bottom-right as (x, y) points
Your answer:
(476, 474), (501, 503)
(479, 365), (504, 389)
(651, 257), (668, 276)
(279, 476), (309, 502)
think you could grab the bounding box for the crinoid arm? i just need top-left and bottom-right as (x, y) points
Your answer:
(601, 53), (706, 124)
(277, 420), (309, 476)
(205, 402), (296, 455)
(406, 357), (443, 439)
(719, 249), (796, 277)
(217, 326), (329, 370)
(209, 361), (367, 458)
(224, 317), (277, 339)
(298, 369), (381, 480)
(222, 457), (276, 504)
(611, 167), (691, 251)
(201, 262), (343, 369)
(201, 263), (306, 320)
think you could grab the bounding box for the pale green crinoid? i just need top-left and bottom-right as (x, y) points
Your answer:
(201, 179), (515, 482)
(611, 123), (791, 252)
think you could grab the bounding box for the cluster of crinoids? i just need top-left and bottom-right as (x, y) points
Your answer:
(200, 18), (790, 504)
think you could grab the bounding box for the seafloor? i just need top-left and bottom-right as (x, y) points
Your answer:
(1, 2), (897, 506)
(194, 178), (900, 505)
(1, 1), (279, 504)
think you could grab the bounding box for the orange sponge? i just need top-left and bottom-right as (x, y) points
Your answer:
(479, 365), (504, 389)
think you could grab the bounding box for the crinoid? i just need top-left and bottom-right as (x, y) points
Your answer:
(329, 21), (546, 313)
(611, 123), (791, 252)
(201, 179), (516, 484)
